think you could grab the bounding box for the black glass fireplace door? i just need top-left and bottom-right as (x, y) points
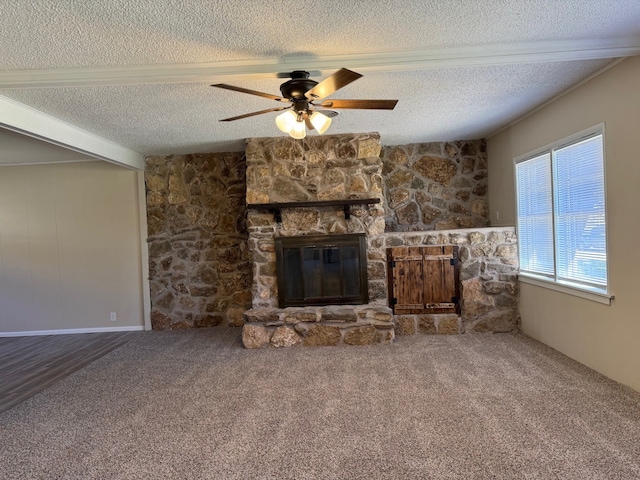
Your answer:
(275, 234), (369, 308)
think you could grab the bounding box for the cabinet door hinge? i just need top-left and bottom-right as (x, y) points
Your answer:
(391, 297), (398, 305)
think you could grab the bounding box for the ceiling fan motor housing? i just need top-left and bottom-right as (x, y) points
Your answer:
(279, 71), (318, 112)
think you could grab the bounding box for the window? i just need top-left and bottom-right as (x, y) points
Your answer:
(515, 125), (610, 301)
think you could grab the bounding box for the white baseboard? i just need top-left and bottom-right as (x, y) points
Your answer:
(0, 325), (146, 337)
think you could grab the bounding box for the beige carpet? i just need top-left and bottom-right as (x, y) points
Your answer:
(1, 328), (639, 479)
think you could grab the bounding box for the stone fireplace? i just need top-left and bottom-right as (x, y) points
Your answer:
(242, 133), (396, 347)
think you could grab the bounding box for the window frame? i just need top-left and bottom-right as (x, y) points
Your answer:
(513, 124), (613, 305)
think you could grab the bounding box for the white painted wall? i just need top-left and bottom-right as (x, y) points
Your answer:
(0, 161), (145, 333)
(487, 56), (640, 392)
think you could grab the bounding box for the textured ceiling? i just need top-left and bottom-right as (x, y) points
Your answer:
(1, 0), (639, 158)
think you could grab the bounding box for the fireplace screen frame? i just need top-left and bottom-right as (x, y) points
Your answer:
(274, 233), (369, 308)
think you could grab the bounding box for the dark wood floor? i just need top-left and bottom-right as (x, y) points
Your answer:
(0, 332), (138, 414)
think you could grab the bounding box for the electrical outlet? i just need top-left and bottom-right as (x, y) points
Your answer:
(110, 312), (117, 322)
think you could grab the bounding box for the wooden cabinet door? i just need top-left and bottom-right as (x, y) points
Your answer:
(388, 245), (460, 315)
(387, 247), (424, 313)
(422, 245), (459, 313)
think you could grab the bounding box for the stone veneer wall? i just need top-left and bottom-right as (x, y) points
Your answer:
(381, 140), (489, 231)
(142, 135), (515, 337)
(144, 153), (251, 329)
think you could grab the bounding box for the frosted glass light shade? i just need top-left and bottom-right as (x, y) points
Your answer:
(309, 111), (332, 135)
(290, 120), (306, 139)
(275, 110), (297, 133)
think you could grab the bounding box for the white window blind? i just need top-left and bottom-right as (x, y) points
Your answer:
(516, 153), (554, 277)
(515, 128), (608, 295)
(553, 135), (607, 288)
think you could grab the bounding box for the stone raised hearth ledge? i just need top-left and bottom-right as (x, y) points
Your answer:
(242, 226), (519, 348)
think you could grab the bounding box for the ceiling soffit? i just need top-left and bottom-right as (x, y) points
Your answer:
(1, 39), (639, 89)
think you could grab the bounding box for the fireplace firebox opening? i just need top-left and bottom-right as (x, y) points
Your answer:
(275, 233), (369, 308)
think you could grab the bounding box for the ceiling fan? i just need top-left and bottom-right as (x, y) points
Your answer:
(211, 68), (398, 139)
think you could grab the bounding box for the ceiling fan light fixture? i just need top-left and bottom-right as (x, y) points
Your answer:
(213, 68), (398, 137)
(309, 111), (332, 135)
(275, 110), (297, 133)
(289, 119), (306, 139)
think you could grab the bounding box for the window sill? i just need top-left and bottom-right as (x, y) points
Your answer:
(518, 273), (614, 305)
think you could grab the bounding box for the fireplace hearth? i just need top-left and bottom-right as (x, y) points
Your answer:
(275, 233), (368, 308)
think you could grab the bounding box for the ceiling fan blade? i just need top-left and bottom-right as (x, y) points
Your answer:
(219, 106), (290, 122)
(319, 99), (398, 110)
(304, 68), (362, 101)
(212, 84), (287, 102)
